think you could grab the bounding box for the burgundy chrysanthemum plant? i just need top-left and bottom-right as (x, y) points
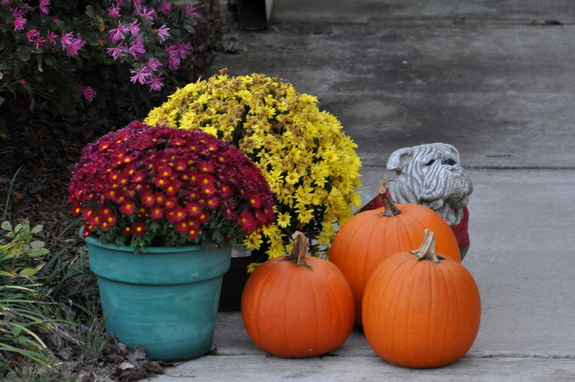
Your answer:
(68, 121), (276, 252)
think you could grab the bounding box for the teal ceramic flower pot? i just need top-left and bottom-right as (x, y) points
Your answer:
(85, 236), (231, 361)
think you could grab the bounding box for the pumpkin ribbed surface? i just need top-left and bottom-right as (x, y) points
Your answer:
(330, 202), (461, 326)
(241, 232), (354, 358)
(362, 230), (481, 368)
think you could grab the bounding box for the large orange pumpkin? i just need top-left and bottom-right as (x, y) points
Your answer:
(329, 180), (461, 326)
(241, 231), (354, 358)
(362, 229), (481, 368)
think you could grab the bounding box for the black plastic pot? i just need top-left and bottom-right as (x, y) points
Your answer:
(236, 0), (272, 31)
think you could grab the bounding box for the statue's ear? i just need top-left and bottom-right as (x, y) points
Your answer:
(446, 144), (461, 163)
(386, 147), (413, 172)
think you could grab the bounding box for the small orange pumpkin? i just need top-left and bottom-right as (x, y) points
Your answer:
(241, 231), (355, 358)
(363, 229), (481, 368)
(329, 180), (461, 326)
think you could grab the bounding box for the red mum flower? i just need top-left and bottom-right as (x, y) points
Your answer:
(104, 188), (122, 203)
(186, 223), (200, 239)
(171, 136), (185, 147)
(104, 214), (117, 227)
(150, 206), (163, 219)
(154, 192), (167, 205)
(174, 159), (187, 172)
(239, 210), (258, 234)
(185, 202), (202, 216)
(201, 182), (216, 197)
(82, 205), (96, 220)
(154, 176), (169, 188)
(136, 207), (149, 219)
(166, 206), (186, 223)
(132, 222), (147, 237)
(140, 190), (156, 207)
(248, 194), (262, 208)
(198, 160), (215, 173)
(122, 226), (132, 235)
(219, 184), (232, 197)
(164, 196), (178, 210)
(198, 211), (210, 224)
(120, 200), (137, 215)
(164, 180), (182, 196)
(81, 223), (93, 238)
(204, 196), (220, 209)
(72, 202), (82, 216)
(175, 220), (188, 233)
(131, 170), (146, 184)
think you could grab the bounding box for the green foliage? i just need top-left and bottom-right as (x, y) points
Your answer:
(0, 219), (54, 368)
(0, 0), (200, 116)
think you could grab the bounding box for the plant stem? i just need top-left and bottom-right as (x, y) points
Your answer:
(378, 178), (402, 217)
(282, 231), (311, 268)
(410, 229), (440, 263)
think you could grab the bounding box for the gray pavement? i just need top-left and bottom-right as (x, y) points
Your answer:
(147, 0), (575, 380)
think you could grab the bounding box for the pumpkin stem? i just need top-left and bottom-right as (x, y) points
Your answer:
(378, 178), (402, 217)
(283, 231), (312, 269)
(410, 229), (441, 263)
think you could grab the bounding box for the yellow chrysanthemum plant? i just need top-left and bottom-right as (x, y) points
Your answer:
(145, 69), (362, 267)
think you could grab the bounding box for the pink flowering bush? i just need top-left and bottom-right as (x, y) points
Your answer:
(0, 0), (203, 114)
(68, 121), (276, 252)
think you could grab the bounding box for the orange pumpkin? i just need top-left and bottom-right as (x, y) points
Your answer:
(329, 180), (461, 326)
(363, 229), (481, 368)
(241, 231), (355, 358)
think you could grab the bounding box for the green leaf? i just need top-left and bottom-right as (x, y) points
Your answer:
(29, 241), (45, 250)
(1, 221), (12, 231)
(17, 50), (30, 62)
(12, 326), (22, 337)
(19, 265), (43, 277)
(30, 225), (43, 234)
(57, 59), (76, 72)
(27, 249), (49, 258)
(85, 5), (96, 18)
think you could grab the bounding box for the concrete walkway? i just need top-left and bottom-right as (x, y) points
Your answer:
(147, 0), (575, 380)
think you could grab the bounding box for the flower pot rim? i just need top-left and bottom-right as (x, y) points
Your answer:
(81, 228), (228, 254)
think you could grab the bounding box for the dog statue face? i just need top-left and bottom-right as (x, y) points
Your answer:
(386, 143), (473, 226)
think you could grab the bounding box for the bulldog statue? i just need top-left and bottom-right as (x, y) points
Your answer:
(360, 143), (473, 259)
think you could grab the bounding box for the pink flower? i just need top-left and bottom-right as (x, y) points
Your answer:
(128, 35), (146, 59)
(26, 30), (46, 49)
(135, 6), (156, 22)
(160, 1), (171, 14)
(144, 58), (162, 72)
(185, 5), (198, 17)
(127, 20), (141, 36)
(109, 24), (128, 44)
(147, 76), (164, 92)
(60, 32), (85, 57)
(107, 5), (121, 18)
(174, 42), (192, 59)
(107, 45), (127, 61)
(153, 23), (170, 43)
(39, 0), (50, 15)
(11, 8), (27, 31)
(166, 43), (191, 71)
(84, 86), (96, 102)
(129, 66), (152, 85)
(46, 30), (58, 44)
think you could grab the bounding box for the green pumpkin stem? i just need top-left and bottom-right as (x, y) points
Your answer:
(283, 231), (312, 268)
(379, 178), (402, 217)
(410, 229), (441, 263)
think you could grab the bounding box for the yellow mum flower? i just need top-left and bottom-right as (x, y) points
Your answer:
(277, 212), (292, 228)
